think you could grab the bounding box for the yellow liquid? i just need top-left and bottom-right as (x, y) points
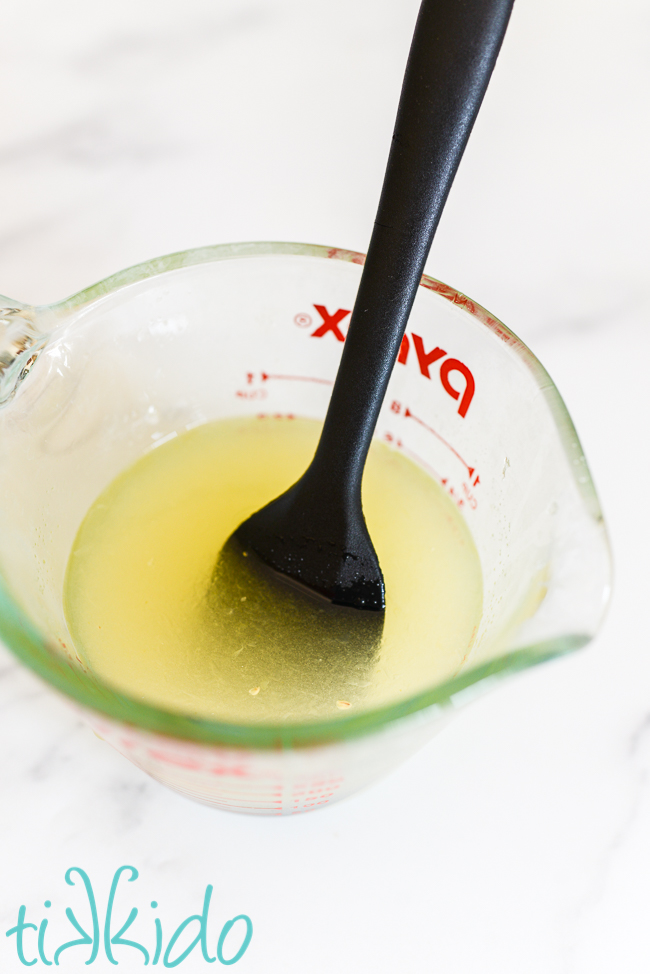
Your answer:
(64, 417), (483, 723)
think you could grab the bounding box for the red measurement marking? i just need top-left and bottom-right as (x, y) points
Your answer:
(207, 764), (250, 777)
(256, 413), (296, 419)
(236, 388), (267, 399)
(261, 372), (333, 386)
(462, 480), (478, 510)
(403, 407), (475, 478)
(146, 749), (203, 771)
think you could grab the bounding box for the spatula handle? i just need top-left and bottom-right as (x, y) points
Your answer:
(311, 0), (514, 493)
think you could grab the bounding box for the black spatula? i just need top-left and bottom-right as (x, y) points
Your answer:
(229, 0), (514, 611)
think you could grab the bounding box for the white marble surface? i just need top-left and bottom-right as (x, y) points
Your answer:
(1, 0), (649, 970)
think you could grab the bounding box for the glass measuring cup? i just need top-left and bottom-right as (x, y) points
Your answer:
(0, 242), (611, 815)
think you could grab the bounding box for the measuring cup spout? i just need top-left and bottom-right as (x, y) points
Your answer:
(0, 300), (52, 406)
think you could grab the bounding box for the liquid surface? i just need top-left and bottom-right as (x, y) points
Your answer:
(64, 417), (483, 724)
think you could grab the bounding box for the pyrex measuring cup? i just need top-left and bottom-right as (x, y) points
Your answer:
(0, 242), (611, 815)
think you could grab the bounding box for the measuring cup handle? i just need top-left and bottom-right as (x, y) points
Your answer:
(0, 303), (52, 406)
(311, 0), (515, 492)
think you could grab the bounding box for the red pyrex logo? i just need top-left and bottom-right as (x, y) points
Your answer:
(305, 304), (475, 418)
